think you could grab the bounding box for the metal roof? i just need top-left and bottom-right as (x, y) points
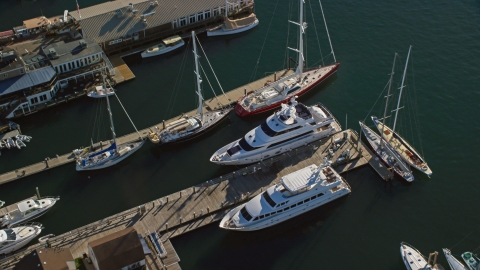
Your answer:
(0, 67), (56, 96)
(70, 0), (232, 43)
(42, 38), (103, 66)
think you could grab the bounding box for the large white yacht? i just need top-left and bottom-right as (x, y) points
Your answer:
(0, 223), (42, 255)
(210, 97), (341, 165)
(1, 196), (59, 227)
(219, 163), (351, 231)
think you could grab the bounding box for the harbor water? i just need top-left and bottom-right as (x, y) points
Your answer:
(0, 0), (479, 269)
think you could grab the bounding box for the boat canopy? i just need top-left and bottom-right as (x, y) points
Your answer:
(281, 165), (319, 193)
(162, 35), (182, 45)
(88, 142), (117, 158)
(224, 13), (257, 30)
(17, 200), (39, 212)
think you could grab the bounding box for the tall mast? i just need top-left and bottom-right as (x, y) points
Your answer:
(318, 0), (336, 63)
(192, 31), (203, 118)
(225, 0), (228, 17)
(392, 45), (412, 134)
(104, 74), (116, 147)
(288, 0), (305, 80)
(380, 54), (396, 149)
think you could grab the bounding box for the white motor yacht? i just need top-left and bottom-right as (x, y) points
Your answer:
(210, 97), (341, 165)
(219, 163), (350, 231)
(461, 252), (480, 270)
(87, 85), (115, 98)
(0, 223), (42, 255)
(400, 242), (445, 270)
(141, 35), (184, 58)
(1, 197), (59, 228)
(443, 248), (468, 270)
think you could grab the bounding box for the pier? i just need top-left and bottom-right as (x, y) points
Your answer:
(0, 129), (391, 269)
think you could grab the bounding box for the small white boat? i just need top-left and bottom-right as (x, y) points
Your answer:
(0, 141), (4, 149)
(0, 200), (4, 208)
(443, 248), (468, 270)
(1, 197), (59, 227)
(14, 139), (21, 149)
(7, 137), (15, 149)
(3, 140), (10, 149)
(141, 35), (184, 58)
(22, 135), (32, 143)
(461, 252), (480, 270)
(87, 85), (115, 98)
(220, 162), (351, 231)
(207, 13), (259, 37)
(400, 242), (445, 270)
(0, 223), (42, 255)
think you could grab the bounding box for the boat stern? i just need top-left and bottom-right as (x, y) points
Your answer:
(235, 102), (251, 117)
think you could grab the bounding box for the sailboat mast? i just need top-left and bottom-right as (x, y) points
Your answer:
(225, 0), (228, 17)
(104, 75), (116, 146)
(380, 54), (396, 149)
(392, 45), (412, 134)
(297, 0), (304, 79)
(318, 0), (336, 63)
(192, 31), (203, 118)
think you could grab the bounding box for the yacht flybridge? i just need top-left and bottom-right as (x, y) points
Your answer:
(210, 97), (341, 165)
(148, 31), (232, 145)
(235, 0), (339, 117)
(1, 196), (59, 228)
(0, 223), (42, 255)
(219, 163), (350, 231)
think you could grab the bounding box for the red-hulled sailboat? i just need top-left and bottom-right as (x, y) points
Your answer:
(235, 0), (339, 117)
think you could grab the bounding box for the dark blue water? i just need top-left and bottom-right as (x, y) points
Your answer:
(0, 0), (479, 269)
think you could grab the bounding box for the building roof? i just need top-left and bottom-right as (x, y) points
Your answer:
(14, 248), (74, 270)
(0, 52), (23, 72)
(88, 227), (144, 270)
(42, 39), (103, 66)
(69, 0), (230, 43)
(0, 67), (55, 96)
(23, 16), (51, 29)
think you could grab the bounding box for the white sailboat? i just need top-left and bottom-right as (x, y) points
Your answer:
(207, 1), (259, 37)
(372, 46), (432, 176)
(148, 31), (232, 145)
(141, 35), (185, 58)
(400, 242), (445, 270)
(220, 162), (350, 231)
(235, 0), (339, 117)
(443, 248), (469, 270)
(0, 223), (42, 255)
(75, 76), (145, 171)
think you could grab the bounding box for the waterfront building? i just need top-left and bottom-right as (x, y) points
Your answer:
(42, 38), (104, 75)
(15, 247), (76, 270)
(88, 227), (146, 270)
(70, 0), (254, 55)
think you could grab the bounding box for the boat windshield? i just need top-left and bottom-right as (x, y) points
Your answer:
(238, 137), (258, 152)
(240, 207), (253, 221)
(260, 121), (302, 137)
(4, 229), (16, 241)
(262, 192), (276, 207)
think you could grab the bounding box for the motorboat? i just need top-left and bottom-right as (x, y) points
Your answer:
(87, 85), (115, 98)
(1, 197), (59, 228)
(207, 13), (259, 37)
(0, 223), (42, 255)
(443, 248), (468, 270)
(210, 97), (341, 165)
(148, 31), (232, 145)
(372, 46), (432, 176)
(219, 162), (350, 231)
(7, 137), (15, 149)
(16, 139), (26, 148)
(461, 252), (480, 270)
(76, 75), (145, 171)
(2, 140), (10, 149)
(235, 0), (339, 117)
(400, 242), (445, 270)
(141, 35), (184, 58)
(0, 200), (4, 208)
(359, 122), (414, 182)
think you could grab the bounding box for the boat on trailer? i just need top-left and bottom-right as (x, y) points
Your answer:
(141, 35), (184, 58)
(235, 0), (339, 117)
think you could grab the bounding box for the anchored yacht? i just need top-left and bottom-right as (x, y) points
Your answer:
(443, 248), (468, 270)
(0, 223), (42, 255)
(220, 163), (350, 231)
(461, 252), (480, 270)
(400, 242), (445, 270)
(1, 197), (59, 227)
(210, 97), (341, 166)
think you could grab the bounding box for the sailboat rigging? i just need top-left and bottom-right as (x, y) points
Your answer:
(147, 31), (232, 145)
(372, 46), (432, 176)
(235, 0), (340, 117)
(74, 74), (145, 171)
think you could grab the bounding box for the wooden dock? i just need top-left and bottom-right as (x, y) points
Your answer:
(109, 55), (135, 84)
(0, 129), (391, 269)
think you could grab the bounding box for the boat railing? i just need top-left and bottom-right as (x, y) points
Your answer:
(401, 242), (428, 261)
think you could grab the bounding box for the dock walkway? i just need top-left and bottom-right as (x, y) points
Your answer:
(0, 130), (390, 270)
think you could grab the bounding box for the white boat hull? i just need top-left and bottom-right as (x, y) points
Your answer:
(0, 225), (42, 255)
(207, 19), (259, 36)
(443, 248), (468, 270)
(76, 140), (145, 171)
(141, 41), (185, 58)
(400, 242), (431, 270)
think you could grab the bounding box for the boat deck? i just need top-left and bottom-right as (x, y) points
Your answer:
(0, 130), (391, 269)
(0, 196), (37, 218)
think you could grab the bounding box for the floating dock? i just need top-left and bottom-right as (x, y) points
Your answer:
(0, 129), (391, 269)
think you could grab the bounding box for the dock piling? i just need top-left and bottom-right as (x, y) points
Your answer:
(36, 187), (41, 199)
